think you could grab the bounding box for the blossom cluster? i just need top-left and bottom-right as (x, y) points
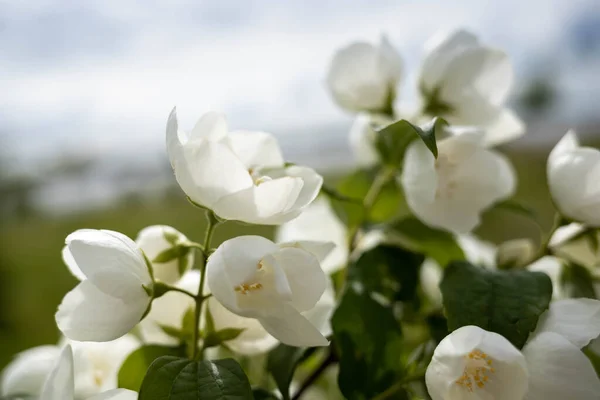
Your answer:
(3, 28), (600, 400)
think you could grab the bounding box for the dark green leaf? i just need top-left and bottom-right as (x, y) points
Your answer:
(330, 170), (401, 227)
(266, 344), (305, 400)
(332, 286), (404, 399)
(203, 328), (246, 349)
(387, 217), (464, 268)
(375, 118), (444, 166)
(118, 345), (185, 391)
(139, 356), (253, 400)
(348, 245), (424, 303)
(252, 388), (280, 400)
(440, 261), (553, 349)
(563, 262), (597, 299)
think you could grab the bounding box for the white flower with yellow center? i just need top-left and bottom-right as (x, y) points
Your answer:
(166, 110), (323, 225)
(426, 299), (600, 400)
(401, 131), (516, 234)
(206, 235), (333, 347)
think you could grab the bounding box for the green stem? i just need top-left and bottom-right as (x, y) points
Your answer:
(529, 213), (564, 264)
(192, 210), (221, 360)
(348, 167), (396, 253)
(370, 372), (425, 400)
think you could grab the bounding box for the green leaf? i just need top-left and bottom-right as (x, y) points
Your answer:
(203, 328), (245, 349)
(252, 388), (280, 400)
(563, 262), (597, 299)
(139, 356), (253, 400)
(332, 286), (404, 399)
(348, 244), (424, 303)
(153, 246), (184, 263)
(375, 117), (444, 166)
(118, 345), (185, 392)
(330, 170), (401, 227)
(164, 229), (181, 246)
(266, 344), (305, 400)
(387, 217), (464, 268)
(440, 261), (553, 349)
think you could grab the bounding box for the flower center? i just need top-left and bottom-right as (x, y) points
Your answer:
(93, 368), (105, 387)
(248, 168), (272, 186)
(234, 261), (265, 295)
(455, 349), (495, 392)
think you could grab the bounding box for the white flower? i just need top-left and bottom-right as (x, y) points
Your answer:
(550, 223), (600, 269)
(348, 113), (394, 167)
(275, 197), (348, 274)
(400, 132), (516, 234)
(426, 325), (529, 400)
(426, 299), (600, 400)
(68, 336), (139, 397)
(206, 235), (332, 347)
(2, 336), (138, 399)
(526, 256), (565, 300)
(1, 345), (61, 398)
(166, 110), (323, 225)
(419, 29), (524, 146)
(39, 345), (137, 400)
(547, 130), (600, 226)
(56, 229), (153, 342)
(327, 36), (403, 113)
(135, 225), (194, 284)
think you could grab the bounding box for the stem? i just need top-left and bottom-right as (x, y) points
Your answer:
(291, 350), (336, 400)
(348, 167), (396, 253)
(370, 372), (425, 400)
(192, 210), (221, 360)
(161, 285), (196, 299)
(529, 213), (563, 264)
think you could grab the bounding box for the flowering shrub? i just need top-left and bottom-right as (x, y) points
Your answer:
(2, 28), (600, 400)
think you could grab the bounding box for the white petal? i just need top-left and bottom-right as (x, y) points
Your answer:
(56, 280), (149, 342)
(213, 176), (304, 224)
(271, 247), (326, 312)
(40, 345), (74, 400)
(190, 111), (228, 141)
(207, 236), (279, 315)
(69, 335), (139, 397)
(259, 305), (329, 347)
(176, 140), (253, 208)
(207, 297), (278, 356)
(62, 246), (86, 281)
(66, 229), (150, 300)
(421, 29), (480, 90)
(550, 223), (600, 268)
(548, 130), (579, 167)
(419, 259), (443, 307)
(86, 389), (138, 400)
(136, 225), (193, 285)
(327, 42), (401, 112)
(348, 113), (382, 168)
(227, 131), (284, 169)
(1, 345), (61, 397)
(166, 107), (185, 170)
(532, 298), (600, 348)
(301, 276), (336, 337)
(400, 139), (438, 205)
(275, 197), (348, 274)
(278, 241), (336, 264)
(482, 108), (526, 146)
(526, 256), (564, 299)
(278, 166), (323, 213)
(523, 332), (600, 400)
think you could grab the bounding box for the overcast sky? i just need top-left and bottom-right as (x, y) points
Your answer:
(1, 0), (599, 169)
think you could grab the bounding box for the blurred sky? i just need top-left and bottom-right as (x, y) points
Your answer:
(2, 0), (600, 171)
